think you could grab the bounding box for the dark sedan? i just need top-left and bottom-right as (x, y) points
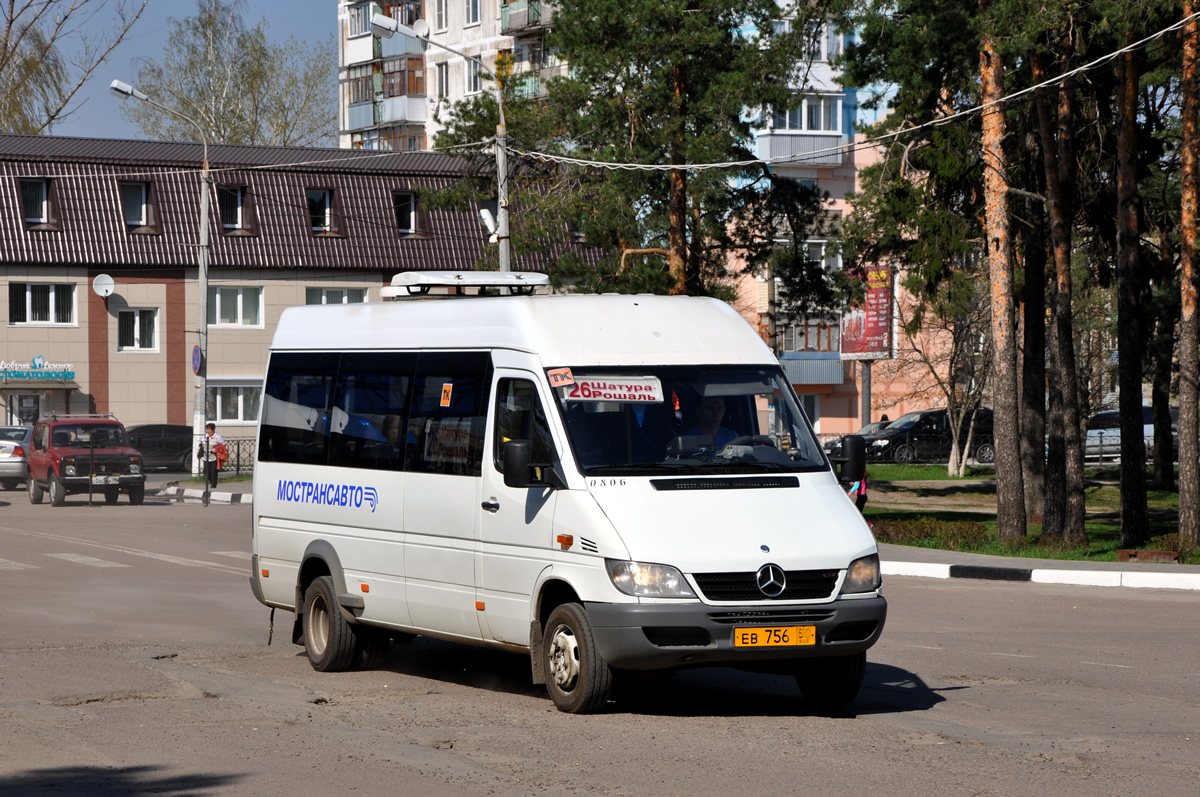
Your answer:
(124, 423), (195, 471)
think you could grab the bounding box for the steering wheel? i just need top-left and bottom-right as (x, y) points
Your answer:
(725, 435), (776, 448)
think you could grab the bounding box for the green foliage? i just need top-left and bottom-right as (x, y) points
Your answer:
(429, 0), (837, 298)
(871, 515), (993, 549)
(121, 0), (335, 146)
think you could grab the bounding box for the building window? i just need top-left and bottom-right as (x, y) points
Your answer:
(120, 182), (150, 228)
(306, 189), (333, 234)
(773, 19), (840, 62)
(380, 0), (423, 25)
(350, 125), (425, 151)
(348, 3), (370, 37)
(207, 286), (262, 326)
(434, 0), (446, 30)
(465, 0), (479, 26)
(466, 60), (481, 94)
(771, 95), (841, 133)
(436, 62), (448, 98)
(780, 317), (839, 353)
(206, 383), (262, 424)
(20, 178), (50, 225)
(393, 191), (417, 234)
(9, 282), (74, 325)
(118, 309), (156, 350)
(217, 184), (249, 232)
(348, 64), (374, 104)
(306, 287), (367, 305)
(407, 56), (424, 96)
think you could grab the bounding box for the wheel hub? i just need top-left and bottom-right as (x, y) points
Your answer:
(547, 624), (580, 690)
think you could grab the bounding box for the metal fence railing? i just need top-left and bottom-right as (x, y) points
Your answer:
(222, 437), (256, 476)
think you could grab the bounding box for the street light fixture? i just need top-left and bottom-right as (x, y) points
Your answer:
(370, 14), (511, 271)
(110, 79), (211, 484)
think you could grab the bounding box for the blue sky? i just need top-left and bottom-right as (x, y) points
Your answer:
(51, 0), (335, 140)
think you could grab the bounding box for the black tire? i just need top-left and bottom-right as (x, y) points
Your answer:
(355, 626), (391, 670)
(127, 484), (145, 506)
(542, 603), (612, 714)
(302, 575), (358, 672)
(1, 479), (17, 490)
(180, 451), (193, 473)
(49, 473), (65, 506)
(795, 652), (867, 711)
(27, 476), (43, 504)
(892, 444), (916, 464)
(975, 443), (995, 464)
(104, 487), (120, 505)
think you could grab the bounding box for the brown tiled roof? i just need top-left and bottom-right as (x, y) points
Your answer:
(0, 134), (550, 273)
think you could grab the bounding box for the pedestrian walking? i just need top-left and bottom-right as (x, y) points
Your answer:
(198, 423), (226, 490)
(847, 471), (868, 512)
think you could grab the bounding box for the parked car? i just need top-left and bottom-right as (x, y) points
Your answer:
(125, 423), (195, 471)
(26, 414), (146, 505)
(0, 425), (33, 489)
(865, 408), (995, 464)
(1084, 406), (1177, 461)
(824, 420), (891, 457)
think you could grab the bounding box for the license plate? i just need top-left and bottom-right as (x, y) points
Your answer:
(733, 625), (816, 648)
(91, 475), (118, 485)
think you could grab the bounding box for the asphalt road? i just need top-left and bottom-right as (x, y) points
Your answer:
(0, 493), (1197, 796)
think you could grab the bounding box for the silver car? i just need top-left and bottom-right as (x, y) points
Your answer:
(0, 425), (33, 490)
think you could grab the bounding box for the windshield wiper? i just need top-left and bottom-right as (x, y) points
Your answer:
(586, 461), (709, 475)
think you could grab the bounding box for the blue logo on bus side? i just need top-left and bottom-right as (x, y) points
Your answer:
(276, 480), (378, 513)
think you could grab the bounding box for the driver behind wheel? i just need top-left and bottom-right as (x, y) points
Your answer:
(685, 396), (738, 448)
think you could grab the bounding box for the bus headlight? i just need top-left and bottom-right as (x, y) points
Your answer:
(841, 554), (881, 594)
(605, 560), (696, 598)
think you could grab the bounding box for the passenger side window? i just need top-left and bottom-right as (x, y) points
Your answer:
(259, 352), (338, 465)
(494, 378), (556, 471)
(328, 352), (416, 471)
(405, 351), (493, 476)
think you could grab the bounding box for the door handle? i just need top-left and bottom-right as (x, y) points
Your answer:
(481, 499), (500, 513)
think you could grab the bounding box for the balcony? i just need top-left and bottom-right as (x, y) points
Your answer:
(502, 0), (554, 34)
(757, 131), (845, 168)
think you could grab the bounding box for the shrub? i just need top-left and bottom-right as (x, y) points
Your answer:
(872, 516), (992, 549)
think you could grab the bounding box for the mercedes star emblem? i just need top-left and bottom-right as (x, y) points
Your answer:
(756, 563), (787, 598)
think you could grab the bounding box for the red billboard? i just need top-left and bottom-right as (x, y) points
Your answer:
(840, 265), (893, 360)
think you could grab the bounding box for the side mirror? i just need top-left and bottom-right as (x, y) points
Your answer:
(503, 440), (535, 488)
(840, 434), (866, 483)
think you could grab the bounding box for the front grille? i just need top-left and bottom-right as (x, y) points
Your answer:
(707, 608), (836, 625)
(77, 457), (125, 474)
(693, 570), (839, 602)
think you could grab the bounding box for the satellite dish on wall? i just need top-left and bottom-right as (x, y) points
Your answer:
(411, 18), (430, 38)
(92, 274), (115, 298)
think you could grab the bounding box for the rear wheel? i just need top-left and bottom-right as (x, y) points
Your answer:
(1, 479), (17, 490)
(795, 652), (867, 711)
(127, 484), (145, 505)
(543, 603), (612, 714)
(302, 575), (357, 672)
(27, 476), (43, 504)
(49, 473), (65, 506)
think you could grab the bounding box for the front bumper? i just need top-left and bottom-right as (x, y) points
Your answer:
(585, 595), (887, 671)
(61, 473), (146, 491)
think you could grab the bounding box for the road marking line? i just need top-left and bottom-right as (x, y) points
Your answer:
(0, 559), (38, 570)
(46, 553), (130, 568)
(986, 652), (1033, 658)
(0, 526), (245, 577)
(903, 645), (944, 650)
(1082, 661), (1135, 669)
(209, 551), (250, 560)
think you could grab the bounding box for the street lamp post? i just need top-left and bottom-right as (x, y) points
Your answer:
(110, 80), (211, 484)
(370, 15), (510, 271)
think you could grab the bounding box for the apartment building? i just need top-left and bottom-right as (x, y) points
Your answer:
(0, 135), (506, 433)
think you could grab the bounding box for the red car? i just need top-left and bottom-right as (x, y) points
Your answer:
(27, 414), (146, 506)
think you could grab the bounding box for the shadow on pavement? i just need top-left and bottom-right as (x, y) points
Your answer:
(0, 765), (243, 796)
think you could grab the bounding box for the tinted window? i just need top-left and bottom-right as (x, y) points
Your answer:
(328, 352), (416, 471)
(259, 352), (338, 465)
(405, 351), (492, 475)
(494, 378), (556, 471)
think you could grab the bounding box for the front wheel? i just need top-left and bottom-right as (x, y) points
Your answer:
(104, 487), (119, 505)
(543, 603), (612, 714)
(28, 476), (43, 504)
(127, 484), (145, 505)
(49, 473), (65, 506)
(795, 652), (867, 711)
(974, 442), (995, 464)
(892, 444), (916, 464)
(302, 575), (358, 672)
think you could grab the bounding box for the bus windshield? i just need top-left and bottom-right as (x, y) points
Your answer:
(551, 365), (827, 476)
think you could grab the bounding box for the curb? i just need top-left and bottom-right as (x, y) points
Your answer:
(881, 560), (1200, 591)
(155, 486), (253, 505)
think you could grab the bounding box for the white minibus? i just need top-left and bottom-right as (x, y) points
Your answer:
(249, 272), (885, 713)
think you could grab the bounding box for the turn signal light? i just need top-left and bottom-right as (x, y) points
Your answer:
(261, 569), (269, 578)
(361, 584), (370, 593)
(475, 601), (485, 611)
(556, 534), (573, 550)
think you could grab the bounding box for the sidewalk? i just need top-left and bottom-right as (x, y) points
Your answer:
(146, 476), (1200, 592)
